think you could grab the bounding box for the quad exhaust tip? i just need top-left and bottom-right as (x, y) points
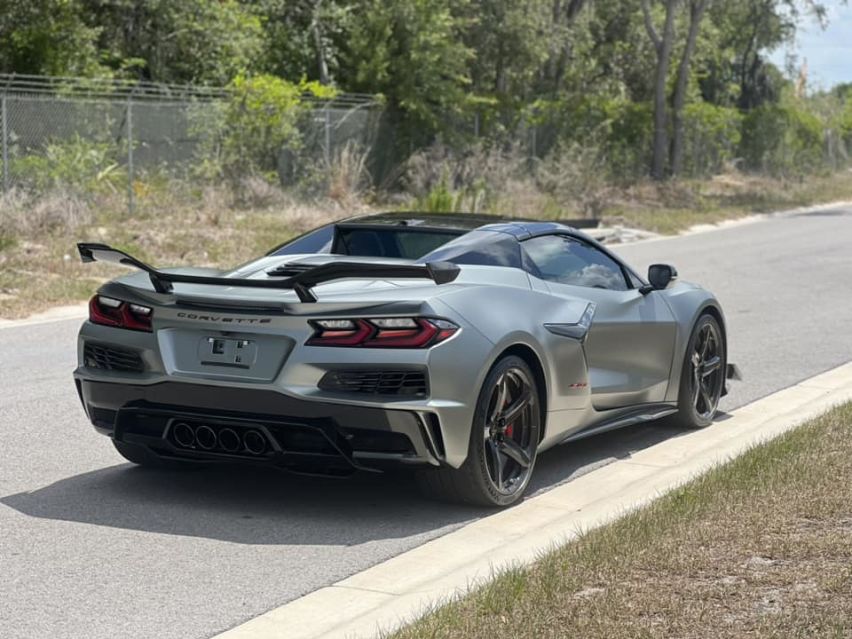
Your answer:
(243, 429), (267, 455)
(218, 428), (241, 453)
(173, 422), (195, 448)
(171, 422), (268, 456)
(195, 425), (217, 450)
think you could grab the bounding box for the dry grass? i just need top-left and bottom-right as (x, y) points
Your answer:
(2, 168), (852, 318)
(603, 170), (852, 235)
(402, 142), (852, 229)
(389, 403), (852, 639)
(0, 183), (366, 318)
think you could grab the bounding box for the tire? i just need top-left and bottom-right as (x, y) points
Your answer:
(417, 355), (541, 507)
(112, 440), (200, 470)
(667, 313), (726, 429)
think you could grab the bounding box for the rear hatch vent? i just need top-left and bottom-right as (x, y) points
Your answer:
(319, 369), (428, 397)
(84, 342), (145, 373)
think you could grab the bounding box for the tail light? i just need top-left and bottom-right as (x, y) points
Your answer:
(307, 317), (459, 348)
(88, 295), (153, 332)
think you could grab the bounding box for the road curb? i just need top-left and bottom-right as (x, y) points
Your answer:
(212, 361), (852, 639)
(617, 199), (852, 247)
(0, 303), (88, 330)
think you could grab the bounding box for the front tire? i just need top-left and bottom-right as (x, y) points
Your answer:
(417, 355), (541, 507)
(668, 313), (726, 429)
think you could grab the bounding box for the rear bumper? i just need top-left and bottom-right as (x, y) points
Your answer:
(76, 378), (445, 475)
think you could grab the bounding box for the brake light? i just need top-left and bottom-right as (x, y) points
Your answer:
(88, 295), (153, 332)
(307, 317), (458, 348)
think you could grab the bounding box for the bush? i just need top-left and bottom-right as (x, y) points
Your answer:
(195, 74), (337, 185)
(0, 187), (92, 237)
(527, 96), (653, 181)
(404, 142), (524, 212)
(681, 103), (743, 177)
(9, 135), (124, 195)
(739, 102), (825, 177)
(535, 141), (611, 219)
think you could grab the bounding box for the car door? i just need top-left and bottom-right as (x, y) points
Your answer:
(521, 234), (678, 410)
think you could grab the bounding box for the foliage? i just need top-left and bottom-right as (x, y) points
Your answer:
(254, 0), (352, 84)
(196, 74), (336, 187)
(1, 0), (848, 188)
(0, 0), (103, 76)
(681, 102), (743, 176)
(9, 135), (124, 194)
(343, 0), (473, 141)
(529, 96), (653, 180)
(83, 0), (265, 85)
(838, 98), (852, 145)
(740, 100), (825, 176)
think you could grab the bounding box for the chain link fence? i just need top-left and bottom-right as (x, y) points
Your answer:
(0, 74), (382, 214)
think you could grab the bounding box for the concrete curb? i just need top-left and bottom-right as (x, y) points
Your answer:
(615, 199), (852, 247)
(212, 361), (852, 639)
(0, 303), (88, 330)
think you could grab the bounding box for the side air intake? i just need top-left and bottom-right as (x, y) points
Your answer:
(319, 369), (429, 397)
(83, 343), (145, 373)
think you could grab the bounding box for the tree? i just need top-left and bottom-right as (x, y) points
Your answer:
(342, 0), (472, 140)
(252, 0), (350, 85)
(81, 0), (265, 84)
(671, 0), (711, 176)
(0, 0), (102, 76)
(640, 0), (714, 178)
(640, 0), (678, 179)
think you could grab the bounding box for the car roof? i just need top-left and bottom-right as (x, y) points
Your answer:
(341, 211), (578, 238)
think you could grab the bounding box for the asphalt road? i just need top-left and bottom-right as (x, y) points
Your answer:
(1, 206), (851, 639)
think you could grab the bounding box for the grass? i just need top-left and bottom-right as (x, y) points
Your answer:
(1, 169), (851, 319)
(388, 403), (852, 639)
(0, 184), (363, 318)
(602, 170), (852, 235)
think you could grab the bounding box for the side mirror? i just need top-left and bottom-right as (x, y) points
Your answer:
(646, 264), (677, 291)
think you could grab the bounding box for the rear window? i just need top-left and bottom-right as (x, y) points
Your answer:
(420, 231), (522, 268)
(269, 225), (334, 256)
(334, 228), (461, 259)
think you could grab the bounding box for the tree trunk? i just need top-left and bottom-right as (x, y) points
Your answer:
(641, 0), (677, 181)
(312, 0), (330, 85)
(671, 0), (710, 177)
(547, 0), (587, 92)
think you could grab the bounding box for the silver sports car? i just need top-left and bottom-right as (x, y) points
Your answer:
(74, 212), (737, 506)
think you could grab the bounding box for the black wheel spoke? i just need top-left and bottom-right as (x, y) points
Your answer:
(500, 389), (531, 425)
(702, 355), (721, 377)
(499, 437), (531, 468)
(489, 374), (507, 424)
(487, 439), (505, 490)
(699, 383), (713, 413)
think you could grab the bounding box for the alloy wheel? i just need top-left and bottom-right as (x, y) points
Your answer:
(482, 367), (538, 497)
(690, 322), (724, 420)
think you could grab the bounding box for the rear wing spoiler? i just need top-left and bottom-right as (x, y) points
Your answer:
(77, 243), (461, 303)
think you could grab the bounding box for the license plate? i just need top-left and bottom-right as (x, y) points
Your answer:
(198, 337), (258, 369)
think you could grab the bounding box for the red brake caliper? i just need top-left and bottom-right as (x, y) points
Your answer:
(503, 393), (514, 438)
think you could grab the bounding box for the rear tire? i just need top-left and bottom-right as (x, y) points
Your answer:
(667, 313), (726, 429)
(416, 355), (541, 507)
(112, 440), (199, 469)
